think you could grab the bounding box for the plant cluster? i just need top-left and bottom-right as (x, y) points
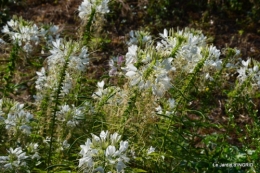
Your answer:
(0, 0), (259, 172)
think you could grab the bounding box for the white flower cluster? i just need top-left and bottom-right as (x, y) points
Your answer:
(156, 28), (207, 57)
(0, 144), (40, 172)
(119, 28), (230, 96)
(79, 130), (129, 173)
(92, 80), (120, 100)
(26, 143), (41, 161)
(236, 58), (260, 88)
(108, 55), (124, 76)
(122, 42), (175, 97)
(155, 98), (176, 117)
(78, 0), (110, 20)
(127, 30), (152, 46)
(157, 28), (223, 76)
(1, 19), (59, 53)
(0, 99), (33, 135)
(57, 102), (94, 128)
(92, 80), (129, 107)
(34, 38), (89, 101)
(0, 147), (29, 171)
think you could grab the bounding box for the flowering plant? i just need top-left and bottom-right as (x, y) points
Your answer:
(78, 130), (129, 173)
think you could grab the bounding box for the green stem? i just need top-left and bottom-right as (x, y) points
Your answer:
(83, 8), (96, 45)
(161, 54), (208, 151)
(3, 42), (19, 96)
(47, 46), (73, 172)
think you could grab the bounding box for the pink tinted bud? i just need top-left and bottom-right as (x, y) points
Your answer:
(117, 56), (124, 66)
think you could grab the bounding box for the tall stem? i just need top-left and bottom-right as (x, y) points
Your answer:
(46, 46), (73, 172)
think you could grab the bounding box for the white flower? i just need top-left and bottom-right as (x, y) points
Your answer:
(155, 105), (163, 114)
(152, 72), (171, 97)
(119, 141), (128, 153)
(100, 130), (109, 142)
(94, 166), (104, 173)
(78, 131), (129, 172)
(61, 72), (73, 95)
(68, 46), (89, 72)
(205, 73), (213, 81)
(27, 143), (41, 160)
(79, 139), (96, 167)
(125, 64), (138, 77)
(123, 63), (144, 87)
(109, 60), (118, 76)
(1, 19), (49, 52)
(0, 38), (6, 44)
(92, 80), (105, 99)
(0, 147), (29, 171)
(168, 98), (175, 109)
(91, 133), (101, 145)
(1, 25), (10, 34)
(128, 30), (138, 45)
(161, 57), (175, 71)
(7, 19), (18, 28)
(253, 65), (259, 72)
(237, 67), (247, 82)
(96, 0), (110, 14)
(242, 59), (251, 67)
(159, 28), (168, 38)
(78, 0), (110, 19)
(208, 45), (220, 58)
(49, 25), (59, 35)
(106, 145), (117, 158)
(116, 161), (126, 172)
(4, 103), (34, 135)
(62, 140), (70, 150)
(98, 80), (105, 88)
(78, 0), (92, 19)
(110, 132), (121, 145)
(125, 45), (138, 65)
(79, 156), (93, 168)
(147, 146), (155, 155)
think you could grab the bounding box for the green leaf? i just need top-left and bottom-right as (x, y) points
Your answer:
(132, 168), (148, 172)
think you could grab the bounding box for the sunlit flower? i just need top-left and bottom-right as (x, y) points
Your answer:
(78, 0), (110, 19)
(127, 30), (151, 46)
(106, 145), (117, 158)
(92, 80), (105, 99)
(168, 98), (175, 109)
(110, 132), (121, 145)
(96, 0), (110, 14)
(147, 146), (155, 155)
(125, 45), (138, 65)
(119, 141), (128, 153)
(0, 147), (29, 171)
(4, 102), (33, 135)
(78, 0), (92, 19)
(78, 131), (129, 172)
(68, 46), (89, 72)
(108, 56), (124, 76)
(237, 67), (247, 82)
(242, 59), (251, 67)
(79, 139), (96, 168)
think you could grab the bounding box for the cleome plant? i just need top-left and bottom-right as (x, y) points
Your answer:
(0, 0), (260, 172)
